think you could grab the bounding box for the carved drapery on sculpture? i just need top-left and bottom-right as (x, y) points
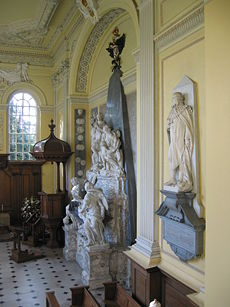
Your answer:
(157, 76), (205, 262)
(90, 114), (124, 177)
(0, 63), (30, 84)
(64, 178), (109, 248)
(164, 91), (194, 193)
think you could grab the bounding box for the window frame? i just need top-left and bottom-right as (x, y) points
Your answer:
(7, 90), (40, 161)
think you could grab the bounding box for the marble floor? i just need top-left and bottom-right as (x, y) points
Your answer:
(0, 241), (103, 307)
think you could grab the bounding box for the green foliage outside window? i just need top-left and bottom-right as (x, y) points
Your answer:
(8, 92), (37, 160)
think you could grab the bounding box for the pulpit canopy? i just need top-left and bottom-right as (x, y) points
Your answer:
(32, 119), (72, 163)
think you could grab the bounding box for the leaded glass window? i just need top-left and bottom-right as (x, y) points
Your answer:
(8, 92), (38, 160)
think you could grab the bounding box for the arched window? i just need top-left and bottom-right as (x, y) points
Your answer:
(8, 92), (38, 160)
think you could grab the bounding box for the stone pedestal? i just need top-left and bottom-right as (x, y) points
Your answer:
(63, 223), (78, 261)
(77, 244), (112, 289)
(109, 248), (131, 289)
(92, 173), (128, 247)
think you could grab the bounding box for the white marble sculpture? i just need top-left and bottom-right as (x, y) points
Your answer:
(63, 178), (82, 228)
(70, 177), (84, 202)
(149, 299), (161, 307)
(78, 181), (108, 246)
(0, 63), (29, 84)
(165, 91), (194, 192)
(63, 178), (83, 260)
(90, 114), (124, 175)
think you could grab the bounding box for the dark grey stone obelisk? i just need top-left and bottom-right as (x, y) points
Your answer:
(105, 67), (136, 245)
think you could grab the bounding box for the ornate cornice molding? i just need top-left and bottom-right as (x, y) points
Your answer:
(40, 105), (54, 112)
(76, 8), (125, 93)
(0, 49), (53, 67)
(154, 5), (204, 50)
(47, 3), (82, 50)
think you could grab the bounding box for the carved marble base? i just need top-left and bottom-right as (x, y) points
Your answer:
(91, 173), (128, 247)
(109, 248), (131, 289)
(156, 190), (205, 261)
(63, 224), (77, 261)
(77, 244), (112, 289)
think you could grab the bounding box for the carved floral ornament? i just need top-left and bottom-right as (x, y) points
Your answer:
(76, 0), (99, 24)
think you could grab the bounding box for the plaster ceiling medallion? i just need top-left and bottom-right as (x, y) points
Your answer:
(76, 0), (99, 24)
(0, 0), (60, 48)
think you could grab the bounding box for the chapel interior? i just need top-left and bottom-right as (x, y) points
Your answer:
(0, 0), (229, 306)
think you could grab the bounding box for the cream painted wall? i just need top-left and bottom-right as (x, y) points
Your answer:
(158, 29), (205, 290)
(156, 0), (202, 32)
(205, 0), (230, 305)
(0, 63), (55, 192)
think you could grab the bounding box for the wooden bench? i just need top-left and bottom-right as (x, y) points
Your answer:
(104, 282), (141, 307)
(70, 286), (100, 307)
(46, 291), (60, 307)
(46, 286), (100, 307)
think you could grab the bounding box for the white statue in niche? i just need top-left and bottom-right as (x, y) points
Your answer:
(165, 92), (194, 192)
(90, 113), (124, 175)
(0, 63), (29, 84)
(78, 181), (108, 246)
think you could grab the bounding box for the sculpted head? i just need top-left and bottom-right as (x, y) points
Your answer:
(85, 181), (94, 192)
(172, 92), (184, 106)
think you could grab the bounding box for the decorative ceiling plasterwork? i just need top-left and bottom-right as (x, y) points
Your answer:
(55, 15), (84, 63)
(154, 5), (204, 50)
(0, 0), (60, 48)
(47, 2), (81, 50)
(52, 60), (70, 87)
(76, 8), (125, 92)
(0, 3), (83, 66)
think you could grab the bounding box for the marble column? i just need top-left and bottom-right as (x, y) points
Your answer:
(129, 0), (160, 266)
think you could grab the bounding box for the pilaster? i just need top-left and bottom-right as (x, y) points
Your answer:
(128, 0), (160, 265)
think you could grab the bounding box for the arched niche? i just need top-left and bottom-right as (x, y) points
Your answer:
(69, 0), (139, 95)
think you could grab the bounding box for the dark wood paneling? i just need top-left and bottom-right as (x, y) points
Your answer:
(129, 256), (198, 307)
(161, 271), (198, 307)
(0, 160), (43, 223)
(131, 260), (161, 306)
